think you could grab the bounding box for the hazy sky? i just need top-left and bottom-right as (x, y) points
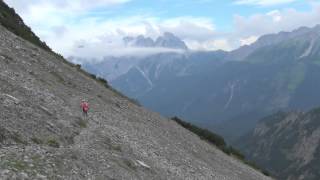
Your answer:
(4, 0), (320, 58)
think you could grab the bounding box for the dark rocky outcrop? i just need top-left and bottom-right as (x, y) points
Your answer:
(236, 108), (320, 180)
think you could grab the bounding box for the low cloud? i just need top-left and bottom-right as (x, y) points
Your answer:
(5, 0), (130, 13)
(239, 36), (258, 46)
(69, 38), (185, 60)
(4, 0), (320, 59)
(233, 2), (320, 38)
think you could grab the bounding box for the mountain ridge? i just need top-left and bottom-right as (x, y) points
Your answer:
(0, 23), (271, 180)
(236, 108), (320, 180)
(0, 1), (271, 179)
(226, 25), (320, 61)
(108, 24), (320, 141)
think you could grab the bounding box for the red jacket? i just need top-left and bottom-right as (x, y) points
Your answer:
(80, 102), (89, 112)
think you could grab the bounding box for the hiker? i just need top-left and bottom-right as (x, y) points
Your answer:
(80, 99), (89, 117)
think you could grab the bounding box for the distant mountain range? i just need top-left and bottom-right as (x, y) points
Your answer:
(236, 108), (320, 180)
(0, 1), (272, 179)
(123, 32), (188, 50)
(79, 25), (320, 141)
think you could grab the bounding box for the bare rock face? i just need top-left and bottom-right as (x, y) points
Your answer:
(237, 110), (320, 180)
(0, 25), (270, 180)
(123, 32), (188, 50)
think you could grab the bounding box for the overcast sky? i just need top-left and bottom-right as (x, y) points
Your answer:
(4, 0), (320, 58)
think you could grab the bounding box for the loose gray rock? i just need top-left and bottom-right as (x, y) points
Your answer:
(0, 25), (271, 180)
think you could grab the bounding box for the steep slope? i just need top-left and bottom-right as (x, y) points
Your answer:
(0, 0), (50, 51)
(236, 109), (320, 180)
(0, 24), (271, 180)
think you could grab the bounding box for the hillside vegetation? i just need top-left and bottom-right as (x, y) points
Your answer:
(172, 117), (270, 177)
(0, 0), (51, 51)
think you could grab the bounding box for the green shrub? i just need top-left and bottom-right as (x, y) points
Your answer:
(109, 87), (142, 107)
(262, 169), (271, 176)
(171, 116), (270, 177)
(0, 1), (51, 51)
(11, 132), (27, 145)
(243, 159), (272, 177)
(171, 116), (226, 147)
(96, 77), (109, 88)
(76, 119), (87, 128)
(228, 146), (245, 160)
(89, 73), (96, 79)
(31, 137), (44, 144)
(220, 146), (231, 155)
(47, 138), (60, 148)
(4, 159), (28, 171)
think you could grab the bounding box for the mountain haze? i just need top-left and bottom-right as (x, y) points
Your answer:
(85, 25), (320, 141)
(0, 1), (270, 179)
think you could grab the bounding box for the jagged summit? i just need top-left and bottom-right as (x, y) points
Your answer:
(0, 24), (270, 179)
(123, 35), (154, 47)
(155, 32), (188, 50)
(0, 1), (270, 179)
(123, 32), (188, 50)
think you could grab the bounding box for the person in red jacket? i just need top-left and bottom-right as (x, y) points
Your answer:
(80, 99), (89, 117)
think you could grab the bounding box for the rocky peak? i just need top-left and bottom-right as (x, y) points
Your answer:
(155, 32), (188, 50)
(123, 32), (188, 50)
(123, 35), (154, 47)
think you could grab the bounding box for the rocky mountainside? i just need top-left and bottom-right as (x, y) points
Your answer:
(80, 55), (145, 81)
(78, 33), (192, 82)
(226, 26), (320, 61)
(106, 25), (320, 141)
(110, 51), (226, 99)
(0, 3), (271, 180)
(236, 108), (320, 180)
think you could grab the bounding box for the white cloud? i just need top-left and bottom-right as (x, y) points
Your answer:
(233, 2), (320, 38)
(239, 36), (258, 46)
(267, 10), (283, 22)
(3, 0), (320, 58)
(4, 0), (225, 56)
(159, 17), (216, 41)
(29, 14), (218, 57)
(234, 0), (297, 6)
(5, 0), (130, 13)
(185, 39), (233, 51)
